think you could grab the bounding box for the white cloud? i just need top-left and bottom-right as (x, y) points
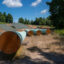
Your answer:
(2, 0), (23, 7)
(31, 0), (42, 7)
(41, 9), (48, 14)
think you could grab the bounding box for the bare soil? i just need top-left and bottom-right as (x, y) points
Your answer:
(0, 34), (64, 64)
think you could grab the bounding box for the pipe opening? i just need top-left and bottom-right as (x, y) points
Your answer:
(36, 30), (42, 35)
(27, 31), (33, 36)
(0, 31), (21, 60)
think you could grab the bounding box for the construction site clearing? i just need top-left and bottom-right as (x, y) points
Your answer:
(0, 23), (64, 64)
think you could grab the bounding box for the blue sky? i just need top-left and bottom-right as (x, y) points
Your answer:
(0, 0), (51, 22)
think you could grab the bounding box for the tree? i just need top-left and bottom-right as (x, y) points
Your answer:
(3, 12), (6, 17)
(0, 12), (6, 22)
(6, 14), (13, 23)
(39, 17), (46, 25)
(38, 17), (43, 25)
(18, 17), (51, 25)
(0, 12), (13, 23)
(34, 17), (46, 25)
(47, 0), (64, 29)
(3, 12), (7, 22)
(0, 15), (6, 22)
(0, 12), (2, 22)
(0, 12), (2, 16)
(24, 19), (30, 24)
(31, 20), (34, 25)
(34, 18), (40, 25)
(18, 17), (31, 24)
(18, 17), (24, 23)
(46, 16), (51, 26)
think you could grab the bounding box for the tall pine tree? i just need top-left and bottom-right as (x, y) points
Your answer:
(47, 0), (64, 29)
(6, 13), (13, 23)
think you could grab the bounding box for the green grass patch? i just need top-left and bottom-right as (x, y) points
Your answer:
(54, 29), (64, 36)
(0, 22), (6, 24)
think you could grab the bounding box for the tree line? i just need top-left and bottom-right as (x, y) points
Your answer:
(0, 0), (64, 29)
(18, 0), (64, 29)
(0, 12), (13, 23)
(18, 17), (51, 26)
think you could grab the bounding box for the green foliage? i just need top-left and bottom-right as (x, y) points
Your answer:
(34, 17), (46, 25)
(18, 17), (24, 23)
(18, 17), (31, 24)
(0, 12), (2, 16)
(24, 19), (30, 24)
(0, 15), (6, 22)
(6, 14), (13, 23)
(33, 17), (51, 25)
(0, 22), (6, 24)
(18, 17), (51, 26)
(47, 0), (64, 29)
(0, 12), (13, 23)
(3, 12), (7, 22)
(3, 12), (6, 17)
(55, 29), (64, 36)
(31, 20), (34, 25)
(46, 16), (51, 26)
(0, 12), (5, 22)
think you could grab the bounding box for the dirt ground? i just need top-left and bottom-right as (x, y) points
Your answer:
(0, 34), (64, 64)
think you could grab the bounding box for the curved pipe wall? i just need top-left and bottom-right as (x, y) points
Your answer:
(25, 29), (33, 36)
(31, 29), (42, 35)
(40, 29), (51, 34)
(40, 29), (47, 34)
(15, 31), (26, 42)
(0, 31), (26, 60)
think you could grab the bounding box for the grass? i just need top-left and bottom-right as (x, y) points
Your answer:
(54, 29), (64, 36)
(0, 22), (6, 24)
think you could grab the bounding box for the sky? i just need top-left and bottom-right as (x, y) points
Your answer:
(0, 0), (51, 22)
